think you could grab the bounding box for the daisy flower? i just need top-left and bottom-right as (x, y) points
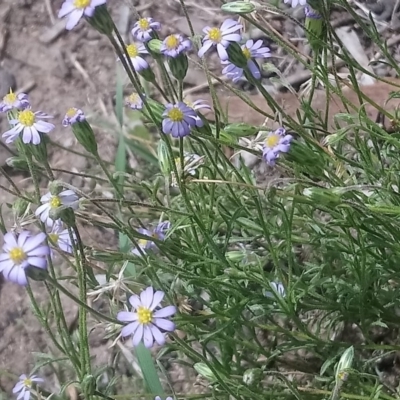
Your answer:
(162, 102), (198, 137)
(2, 109), (54, 145)
(35, 190), (79, 227)
(155, 397), (173, 400)
(161, 34), (192, 57)
(0, 231), (50, 286)
(121, 43), (149, 72)
(58, 0), (107, 30)
(13, 374), (44, 400)
(198, 19), (242, 61)
(62, 108), (85, 126)
(131, 17), (161, 42)
(126, 92), (145, 110)
(0, 89), (29, 113)
(132, 221), (170, 256)
(262, 127), (293, 166)
(48, 220), (75, 254)
(117, 286), (176, 348)
(187, 99), (211, 112)
(222, 39), (271, 82)
(183, 99), (211, 128)
(284, 0), (307, 7)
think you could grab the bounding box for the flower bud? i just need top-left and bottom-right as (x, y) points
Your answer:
(225, 250), (246, 263)
(71, 119), (98, 155)
(221, 1), (256, 14)
(81, 375), (96, 397)
(243, 368), (263, 387)
(336, 346), (354, 381)
(194, 363), (217, 383)
(49, 205), (77, 227)
(223, 123), (259, 137)
(28, 140), (48, 164)
(157, 140), (171, 176)
(168, 54), (189, 81)
(147, 39), (162, 55)
(12, 198), (29, 219)
(59, 207), (77, 227)
(286, 141), (326, 172)
(142, 99), (164, 125)
(303, 187), (342, 207)
(49, 181), (64, 196)
(305, 6), (325, 53)
(321, 130), (346, 146)
(226, 42), (248, 69)
(6, 156), (30, 171)
(139, 67), (156, 83)
(86, 5), (113, 36)
(26, 265), (49, 282)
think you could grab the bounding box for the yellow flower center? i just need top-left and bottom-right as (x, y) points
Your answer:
(138, 18), (150, 30)
(168, 107), (184, 122)
(137, 306), (153, 324)
(165, 35), (179, 49)
(126, 44), (139, 58)
(18, 110), (35, 127)
(242, 47), (251, 60)
(66, 108), (77, 118)
(138, 238), (148, 247)
(209, 27), (222, 43)
(73, 0), (90, 8)
(49, 233), (59, 243)
(49, 196), (61, 208)
(265, 134), (280, 148)
(128, 93), (140, 103)
(3, 89), (17, 105)
(9, 247), (27, 264)
(23, 378), (32, 388)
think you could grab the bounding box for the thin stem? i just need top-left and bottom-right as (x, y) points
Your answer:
(68, 226), (91, 379)
(0, 166), (24, 196)
(46, 274), (121, 324)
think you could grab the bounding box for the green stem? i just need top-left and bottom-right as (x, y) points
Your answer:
(46, 274), (121, 324)
(68, 226), (91, 380)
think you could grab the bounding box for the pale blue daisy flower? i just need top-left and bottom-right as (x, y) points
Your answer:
(35, 190), (79, 227)
(161, 34), (192, 57)
(126, 93), (145, 110)
(2, 109), (54, 145)
(131, 17), (161, 42)
(58, 0), (106, 30)
(0, 231), (50, 286)
(198, 19), (242, 61)
(222, 39), (271, 82)
(132, 221), (170, 256)
(122, 43), (149, 72)
(262, 127), (293, 166)
(117, 286), (176, 348)
(162, 102), (198, 137)
(62, 108), (85, 126)
(13, 374), (44, 400)
(0, 90), (29, 113)
(48, 220), (75, 254)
